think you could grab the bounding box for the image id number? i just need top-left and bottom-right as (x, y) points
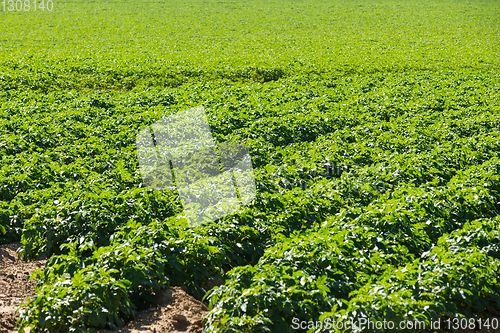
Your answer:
(447, 317), (499, 330)
(2, 0), (53, 11)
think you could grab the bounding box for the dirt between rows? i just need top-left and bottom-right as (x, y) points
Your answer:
(0, 243), (208, 333)
(96, 287), (208, 333)
(0, 243), (45, 333)
(1, 242), (500, 333)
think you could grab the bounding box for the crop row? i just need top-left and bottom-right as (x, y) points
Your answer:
(205, 159), (500, 332)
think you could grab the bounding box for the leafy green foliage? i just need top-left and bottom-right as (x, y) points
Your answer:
(1, 0), (500, 331)
(322, 217), (500, 332)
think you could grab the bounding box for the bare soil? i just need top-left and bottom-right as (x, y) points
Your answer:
(0, 243), (45, 333)
(0, 243), (208, 333)
(98, 288), (208, 333)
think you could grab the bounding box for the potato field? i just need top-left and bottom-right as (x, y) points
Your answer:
(1, 0), (500, 332)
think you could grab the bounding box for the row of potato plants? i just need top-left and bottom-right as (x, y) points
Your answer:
(204, 158), (500, 332)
